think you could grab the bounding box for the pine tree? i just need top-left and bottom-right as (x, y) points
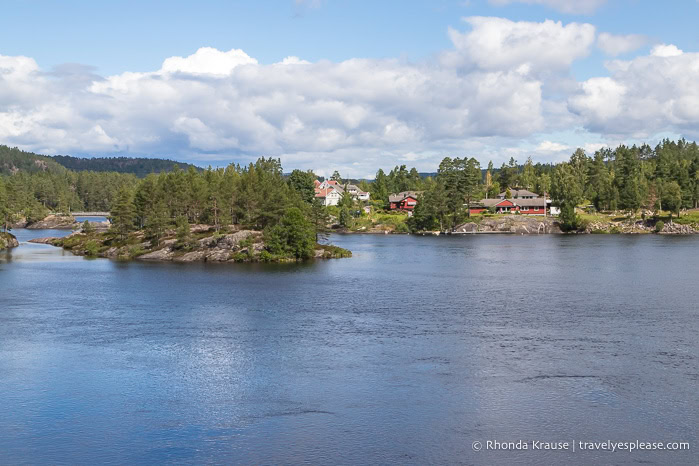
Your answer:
(371, 169), (389, 208)
(175, 215), (192, 249)
(145, 201), (170, 247)
(310, 199), (331, 242)
(110, 185), (136, 240)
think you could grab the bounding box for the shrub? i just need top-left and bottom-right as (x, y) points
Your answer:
(394, 222), (410, 233)
(84, 240), (99, 257)
(655, 220), (665, 233)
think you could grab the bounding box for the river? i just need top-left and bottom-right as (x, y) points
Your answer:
(1, 229), (697, 464)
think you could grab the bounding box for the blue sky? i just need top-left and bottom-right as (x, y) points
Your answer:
(1, 0), (698, 176)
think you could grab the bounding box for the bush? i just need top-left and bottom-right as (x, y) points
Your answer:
(84, 240), (99, 257)
(128, 245), (146, 258)
(394, 222), (410, 233)
(655, 220), (665, 233)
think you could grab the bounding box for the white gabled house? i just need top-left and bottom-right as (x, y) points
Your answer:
(315, 187), (343, 206)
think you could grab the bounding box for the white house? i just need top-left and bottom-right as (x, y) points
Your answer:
(315, 179), (370, 202)
(315, 187), (342, 206)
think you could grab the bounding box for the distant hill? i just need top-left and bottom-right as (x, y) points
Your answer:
(51, 155), (201, 177)
(0, 145), (67, 175)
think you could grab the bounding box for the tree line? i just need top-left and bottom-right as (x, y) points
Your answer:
(408, 138), (699, 232)
(2, 138), (698, 235)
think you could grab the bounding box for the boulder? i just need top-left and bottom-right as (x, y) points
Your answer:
(206, 248), (232, 262)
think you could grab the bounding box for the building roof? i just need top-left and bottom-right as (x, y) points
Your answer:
(498, 189), (539, 198)
(477, 198), (501, 207)
(389, 191), (421, 203)
(475, 197), (546, 208)
(512, 198), (546, 207)
(315, 188), (340, 198)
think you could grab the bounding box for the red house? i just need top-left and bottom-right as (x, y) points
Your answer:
(389, 191), (420, 211)
(470, 198), (548, 215)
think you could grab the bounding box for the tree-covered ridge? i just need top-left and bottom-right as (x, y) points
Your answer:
(0, 145), (67, 175)
(51, 155), (201, 177)
(1, 145), (201, 177)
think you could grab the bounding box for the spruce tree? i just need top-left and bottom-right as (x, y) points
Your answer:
(110, 185), (136, 240)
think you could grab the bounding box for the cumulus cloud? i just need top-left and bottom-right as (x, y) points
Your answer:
(443, 17), (595, 73)
(489, 0), (607, 14)
(161, 47), (257, 75)
(5, 16), (684, 176)
(1, 19), (570, 174)
(569, 44), (699, 138)
(597, 32), (647, 56)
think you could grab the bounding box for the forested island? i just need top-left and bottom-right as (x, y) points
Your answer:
(2, 138), (699, 258)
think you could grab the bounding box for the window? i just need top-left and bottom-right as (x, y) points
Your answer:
(522, 206), (529, 211)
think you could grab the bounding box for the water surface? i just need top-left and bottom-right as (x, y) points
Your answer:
(1, 232), (697, 464)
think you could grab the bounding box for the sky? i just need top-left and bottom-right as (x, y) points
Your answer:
(1, 0), (699, 177)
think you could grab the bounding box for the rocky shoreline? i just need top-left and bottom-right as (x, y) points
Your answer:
(445, 215), (699, 235)
(452, 217), (561, 235)
(0, 232), (19, 250)
(30, 224), (351, 263)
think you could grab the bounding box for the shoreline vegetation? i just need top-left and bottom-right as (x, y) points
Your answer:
(3, 139), (699, 260)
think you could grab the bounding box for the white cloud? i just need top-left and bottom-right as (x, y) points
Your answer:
(161, 47), (257, 75)
(650, 43), (683, 57)
(3, 17), (689, 176)
(443, 17), (595, 73)
(536, 141), (570, 152)
(489, 0), (607, 14)
(597, 32), (647, 56)
(569, 44), (699, 138)
(3, 17), (571, 174)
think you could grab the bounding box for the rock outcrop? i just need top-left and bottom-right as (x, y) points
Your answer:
(453, 216), (562, 235)
(658, 222), (698, 235)
(26, 215), (78, 230)
(28, 236), (61, 244)
(139, 230), (261, 262)
(0, 232), (19, 249)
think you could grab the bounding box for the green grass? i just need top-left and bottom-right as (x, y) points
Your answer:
(349, 210), (410, 231)
(671, 211), (699, 225)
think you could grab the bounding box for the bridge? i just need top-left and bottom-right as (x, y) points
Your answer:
(70, 212), (110, 217)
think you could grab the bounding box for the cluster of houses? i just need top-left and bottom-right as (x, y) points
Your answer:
(314, 179), (558, 216)
(387, 188), (559, 216)
(314, 179), (370, 206)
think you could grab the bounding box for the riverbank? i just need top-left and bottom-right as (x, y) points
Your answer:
(30, 224), (351, 263)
